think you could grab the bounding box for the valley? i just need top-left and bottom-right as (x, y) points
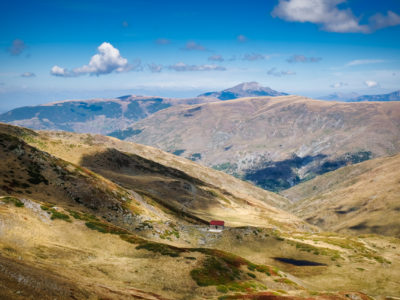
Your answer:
(2, 0), (400, 298)
(0, 123), (399, 299)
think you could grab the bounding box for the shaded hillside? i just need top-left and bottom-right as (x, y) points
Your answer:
(0, 130), (189, 234)
(0, 96), (215, 135)
(283, 154), (400, 237)
(116, 96), (400, 191)
(198, 82), (288, 100)
(0, 123), (306, 230)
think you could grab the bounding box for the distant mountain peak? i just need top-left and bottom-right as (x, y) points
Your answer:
(348, 90), (400, 102)
(198, 82), (288, 100)
(233, 81), (262, 90)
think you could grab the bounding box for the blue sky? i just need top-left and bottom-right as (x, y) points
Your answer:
(1, 0), (400, 112)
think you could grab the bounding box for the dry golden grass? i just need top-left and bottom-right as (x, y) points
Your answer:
(1, 123), (400, 299)
(284, 154), (400, 237)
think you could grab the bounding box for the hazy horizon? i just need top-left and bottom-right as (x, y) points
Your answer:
(1, 0), (400, 112)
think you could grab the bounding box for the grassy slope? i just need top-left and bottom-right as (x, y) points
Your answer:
(0, 123), (309, 232)
(283, 154), (400, 237)
(0, 196), (299, 299)
(1, 196), (399, 299)
(1, 123), (400, 298)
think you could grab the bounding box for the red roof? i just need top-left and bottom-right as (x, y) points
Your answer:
(210, 220), (224, 226)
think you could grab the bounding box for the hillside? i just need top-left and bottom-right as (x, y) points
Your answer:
(198, 82), (288, 100)
(0, 123), (305, 229)
(116, 95), (400, 191)
(0, 95), (215, 136)
(1, 124), (400, 298)
(282, 154), (400, 237)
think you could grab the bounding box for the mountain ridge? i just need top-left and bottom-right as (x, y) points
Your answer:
(348, 90), (400, 102)
(198, 81), (288, 100)
(120, 95), (400, 191)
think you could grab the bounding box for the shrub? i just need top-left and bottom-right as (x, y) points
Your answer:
(50, 210), (71, 222)
(1, 196), (24, 207)
(136, 242), (184, 257)
(85, 221), (129, 234)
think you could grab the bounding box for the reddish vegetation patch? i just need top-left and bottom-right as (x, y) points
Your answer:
(219, 292), (372, 300)
(219, 292), (307, 300)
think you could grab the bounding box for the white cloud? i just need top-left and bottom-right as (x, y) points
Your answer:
(267, 68), (296, 77)
(148, 63), (163, 73)
(330, 82), (348, 88)
(50, 65), (70, 77)
(20, 72), (36, 78)
(287, 54), (321, 63)
(242, 53), (269, 61)
(168, 62), (226, 72)
(364, 80), (379, 88)
(182, 41), (207, 51)
(272, 0), (400, 33)
(208, 55), (224, 62)
(346, 59), (385, 66)
(50, 42), (136, 77)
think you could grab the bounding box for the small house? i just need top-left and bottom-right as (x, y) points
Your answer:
(209, 220), (225, 232)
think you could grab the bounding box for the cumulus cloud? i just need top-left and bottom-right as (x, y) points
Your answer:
(148, 63), (163, 73)
(330, 82), (348, 88)
(237, 34), (247, 43)
(287, 54), (321, 63)
(208, 55), (224, 62)
(168, 62), (226, 72)
(50, 42), (138, 77)
(155, 38), (171, 45)
(364, 80), (379, 88)
(20, 72), (36, 78)
(272, 0), (400, 33)
(346, 59), (385, 66)
(243, 53), (268, 61)
(267, 68), (296, 77)
(182, 41), (207, 51)
(51, 65), (70, 77)
(8, 39), (27, 56)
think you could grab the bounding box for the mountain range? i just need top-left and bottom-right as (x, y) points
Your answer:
(320, 90), (400, 102)
(348, 90), (400, 102)
(0, 82), (286, 136)
(0, 96), (214, 135)
(121, 95), (400, 191)
(1, 122), (399, 299)
(1, 84), (400, 194)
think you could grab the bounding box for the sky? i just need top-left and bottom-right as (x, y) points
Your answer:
(1, 0), (400, 112)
